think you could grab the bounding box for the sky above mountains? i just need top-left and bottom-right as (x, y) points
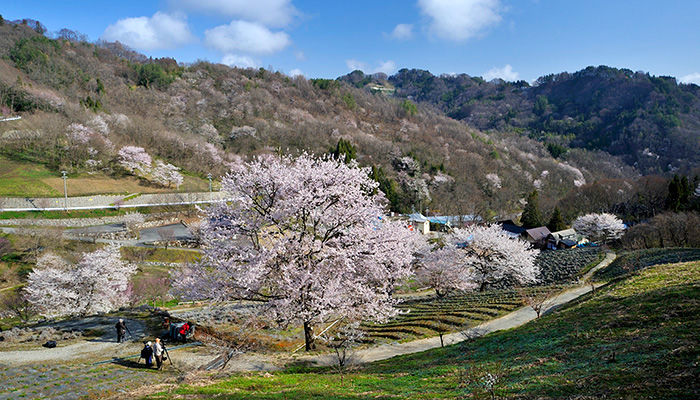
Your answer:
(3, 0), (700, 83)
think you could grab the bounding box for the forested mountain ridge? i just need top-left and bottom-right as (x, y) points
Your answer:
(341, 67), (700, 175)
(0, 19), (656, 221)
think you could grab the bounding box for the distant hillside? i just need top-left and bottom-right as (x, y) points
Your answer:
(341, 67), (700, 175)
(0, 20), (639, 218)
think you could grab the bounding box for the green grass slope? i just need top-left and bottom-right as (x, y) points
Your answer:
(146, 261), (700, 399)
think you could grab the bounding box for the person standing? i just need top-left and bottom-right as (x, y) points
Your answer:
(152, 338), (164, 370)
(141, 341), (154, 368)
(115, 319), (127, 343)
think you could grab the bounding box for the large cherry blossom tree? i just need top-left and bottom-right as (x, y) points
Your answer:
(172, 153), (419, 350)
(573, 213), (626, 244)
(426, 224), (539, 292)
(25, 245), (136, 317)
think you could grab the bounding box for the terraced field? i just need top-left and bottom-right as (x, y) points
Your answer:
(363, 248), (604, 342)
(363, 286), (565, 342)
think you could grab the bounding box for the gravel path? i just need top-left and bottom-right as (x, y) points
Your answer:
(0, 317), (147, 365)
(300, 251), (616, 366)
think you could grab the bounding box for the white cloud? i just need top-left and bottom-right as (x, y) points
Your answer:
(289, 68), (304, 77)
(170, 0), (297, 27)
(482, 64), (519, 81)
(375, 60), (397, 75)
(221, 54), (259, 69)
(390, 24), (413, 40)
(346, 59), (397, 75)
(205, 20), (291, 54)
(418, 0), (502, 41)
(680, 72), (700, 85)
(295, 51), (306, 61)
(346, 59), (368, 72)
(102, 12), (194, 51)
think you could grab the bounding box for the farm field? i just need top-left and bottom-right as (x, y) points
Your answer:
(535, 247), (603, 284)
(363, 286), (566, 342)
(0, 156), (209, 197)
(364, 247), (604, 343)
(145, 260), (700, 399)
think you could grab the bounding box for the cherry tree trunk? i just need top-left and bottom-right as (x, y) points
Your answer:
(304, 321), (316, 351)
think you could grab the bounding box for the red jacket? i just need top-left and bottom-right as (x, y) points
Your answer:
(179, 323), (190, 335)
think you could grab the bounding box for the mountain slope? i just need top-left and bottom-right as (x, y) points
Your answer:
(341, 67), (700, 175)
(0, 21), (636, 217)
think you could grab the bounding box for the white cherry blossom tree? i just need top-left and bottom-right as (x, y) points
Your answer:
(25, 245), (136, 318)
(172, 153), (419, 350)
(573, 213), (626, 244)
(118, 146), (152, 176)
(443, 224), (539, 292)
(151, 160), (184, 188)
(416, 246), (477, 298)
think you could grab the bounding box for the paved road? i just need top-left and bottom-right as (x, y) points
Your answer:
(0, 192), (231, 212)
(301, 251), (617, 366)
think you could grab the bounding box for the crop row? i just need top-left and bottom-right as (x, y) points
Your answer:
(535, 247), (603, 284)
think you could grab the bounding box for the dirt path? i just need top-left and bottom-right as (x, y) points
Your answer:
(0, 317), (147, 365)
(300, 251), (616, 366)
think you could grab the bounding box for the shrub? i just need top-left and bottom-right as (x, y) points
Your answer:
(401, 99), (418, 116)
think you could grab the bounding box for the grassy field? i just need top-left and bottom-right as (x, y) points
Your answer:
(593, 247), (700, 281)
(0, 156), (209, 197)
(145, 260), (700, 399)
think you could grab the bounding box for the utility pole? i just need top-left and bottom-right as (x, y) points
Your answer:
(61, 171), (68, 210)
(207, 173), (213, 192)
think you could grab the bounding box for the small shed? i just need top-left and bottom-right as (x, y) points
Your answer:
(408, 213), (430, 235)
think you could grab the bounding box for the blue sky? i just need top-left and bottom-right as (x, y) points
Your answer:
(3, 0), (700, 83)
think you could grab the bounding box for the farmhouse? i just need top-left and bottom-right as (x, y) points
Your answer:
(524, 226), (551, 248)
(547, 228), (589, 249)
(408, 213), (481, 234)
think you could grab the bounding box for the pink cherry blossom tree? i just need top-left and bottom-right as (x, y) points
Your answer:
(416, 246), (478, 298)
(118, 146), (152, 176)
(446, 224), (539, 292)
(172, 153), (419, 350)
(573, 213), (626, 244)
(25, 245), (136, 318)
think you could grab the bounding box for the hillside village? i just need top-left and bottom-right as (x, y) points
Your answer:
(0, 4), (699, 400)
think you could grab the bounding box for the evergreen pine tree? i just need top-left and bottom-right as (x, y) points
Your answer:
(521, 190), (543, 228)
(331, 138), (357, 163)
(547, 207), (567, 232)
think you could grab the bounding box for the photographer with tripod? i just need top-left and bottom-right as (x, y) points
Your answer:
(152, 338), (164, 370)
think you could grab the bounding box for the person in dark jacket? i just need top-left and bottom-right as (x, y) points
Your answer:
(115, 319), (127, 343)
(141, 341), (154, 367)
